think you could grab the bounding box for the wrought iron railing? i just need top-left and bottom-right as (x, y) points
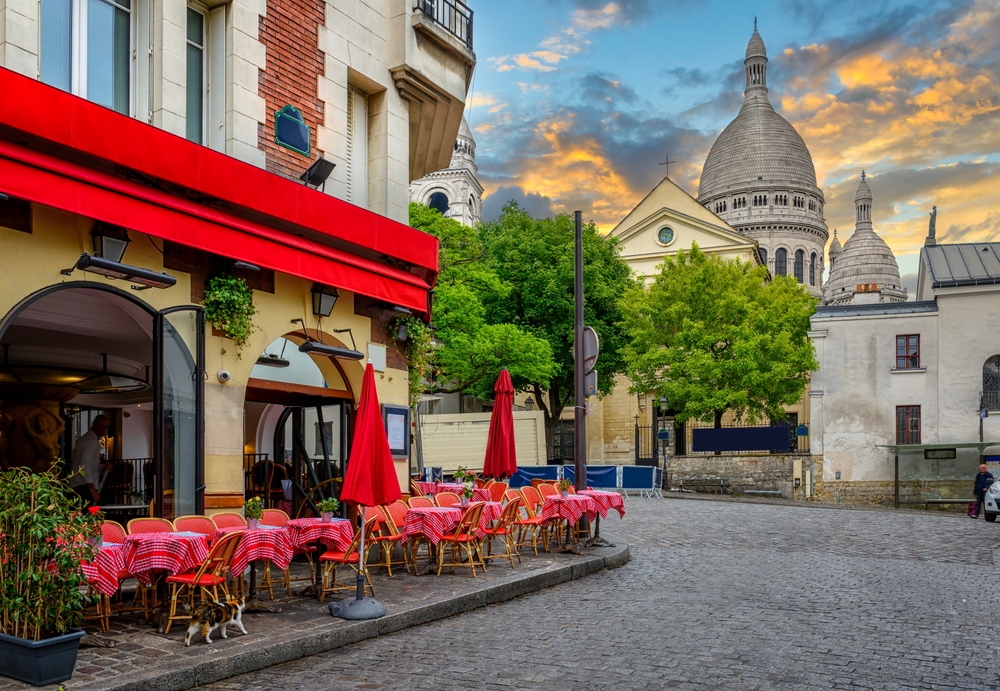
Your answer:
(102, 458), (154, 505)
(414, 0), (473, 50)
(982, 391), (1000, 412)
(635, 420), (810, 457)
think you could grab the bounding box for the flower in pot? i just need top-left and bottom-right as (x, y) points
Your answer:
(317, 497), (340, 522)
(453, 466), (468, 484)
(244, 497), (263, 530)
(460, 482), (474, 507)
(86, 506), (104, 551)
(558, 479), (572, 497)
(0, 467), (102, 686)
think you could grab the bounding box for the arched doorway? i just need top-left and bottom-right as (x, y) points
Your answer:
(244, 335), (354, 517)
(0, 283), (204, 519)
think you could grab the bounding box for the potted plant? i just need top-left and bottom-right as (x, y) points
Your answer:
(317, 497), (340, 522)
(244, 497), (263, 529)
(460, 482), (474, 507)
(453, 466), (469, 484)
(86, 506), (104, 551)
(0, 467), (101, 686)
(558, 479), (572, 498)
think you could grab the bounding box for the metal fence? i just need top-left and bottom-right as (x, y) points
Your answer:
(414, 0), (473, 49)
(683, 420), (810, 455)
(102, 458), (154, 505)
(635, 419), (811, 459)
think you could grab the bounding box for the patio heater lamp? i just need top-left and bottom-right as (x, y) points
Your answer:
(311, 283), (339, 317)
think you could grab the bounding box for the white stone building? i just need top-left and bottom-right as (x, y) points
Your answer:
(697, 25), (828, 298)
(810, 228), (1000, 505)
(409, 117), (483, 226)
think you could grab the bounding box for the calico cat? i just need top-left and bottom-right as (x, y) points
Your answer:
(184, 596), (248, 646)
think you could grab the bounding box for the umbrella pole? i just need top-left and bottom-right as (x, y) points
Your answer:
(356, 508), (366, 601)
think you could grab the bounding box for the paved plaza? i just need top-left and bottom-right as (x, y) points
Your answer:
(196, 498), (1000, 691)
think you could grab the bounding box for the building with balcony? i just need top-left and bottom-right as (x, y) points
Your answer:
(0, 0), (475, 516)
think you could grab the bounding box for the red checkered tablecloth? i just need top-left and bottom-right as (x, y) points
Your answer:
(121, 533), (209, 585)
(541, 495), (598, 525)
(430, 484), (492, 502)
(215, 526), (294, 575)
(415, 481), (437, 495)
(402, 507), (463, 545)
(472, 501), (503, 538)
(285, 518), (354, 552)
(81, 543), (126, 597)
(578, 490), (626, 519)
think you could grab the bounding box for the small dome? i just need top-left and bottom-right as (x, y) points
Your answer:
(458, 117), (473, 141)
(746, 29), (767, 61)
(855, 175), (872, 202)
(828, 229), (841, 257)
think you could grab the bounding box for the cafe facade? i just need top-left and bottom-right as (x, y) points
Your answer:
(0, 0), (476, 517)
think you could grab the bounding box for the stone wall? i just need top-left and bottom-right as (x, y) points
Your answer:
(667, 453), (820, 500)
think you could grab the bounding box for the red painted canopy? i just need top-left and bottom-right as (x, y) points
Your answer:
(340, 362), (402, 507)
(483, 369), (518, 478)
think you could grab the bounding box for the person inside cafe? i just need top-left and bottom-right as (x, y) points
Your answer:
(69, 414), (114, 507)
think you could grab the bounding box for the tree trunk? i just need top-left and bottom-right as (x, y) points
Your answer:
(714, 410), (724, 428)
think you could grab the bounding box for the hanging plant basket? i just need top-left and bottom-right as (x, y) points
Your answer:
(202, 274), (258, 357)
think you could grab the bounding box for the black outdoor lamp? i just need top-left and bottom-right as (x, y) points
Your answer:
(525, 396), (534, 411)
(659, 395), (669, 413)
(311, 283), (339, 317)
(91, 222), (131, 263)
(300, 156), (336, 190)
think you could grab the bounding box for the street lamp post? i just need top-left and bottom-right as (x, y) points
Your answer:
(659, 396), (669, 490)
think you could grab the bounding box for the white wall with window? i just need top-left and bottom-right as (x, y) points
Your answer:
(345, 87), (369, 208)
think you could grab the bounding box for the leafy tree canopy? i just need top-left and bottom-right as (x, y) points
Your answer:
(478, 202), (639, 430)
(620, 244), (818, 426)
(404, 203), (555, 402)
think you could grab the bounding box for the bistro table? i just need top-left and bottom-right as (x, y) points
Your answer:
(401, 506), (462, 574)
(81, 543), (126, 597)
(121, 532), (210, 630)
(429, 483), (492, 502)
(578, 490), (625, 546)
(215, 525), (294, 611)
(541, 495), (599, 553)
(285, 518), (354, 597)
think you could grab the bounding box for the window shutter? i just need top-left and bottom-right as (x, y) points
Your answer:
(346, 88), (368, 208)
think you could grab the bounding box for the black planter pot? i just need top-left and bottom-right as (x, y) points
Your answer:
(0, 628), (85, 686)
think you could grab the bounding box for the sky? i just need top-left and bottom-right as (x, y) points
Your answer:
(466, 0), (1000, 290)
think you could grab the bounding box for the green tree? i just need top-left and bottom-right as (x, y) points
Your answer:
(401, 203), (555, 405)
(620, 244), (818, 427)
(478, 202), (639, 443)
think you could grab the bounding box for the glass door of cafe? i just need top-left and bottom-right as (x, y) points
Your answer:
(154, 306), (205, 519)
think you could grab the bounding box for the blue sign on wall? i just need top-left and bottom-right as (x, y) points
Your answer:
(274, 105), (310, 157)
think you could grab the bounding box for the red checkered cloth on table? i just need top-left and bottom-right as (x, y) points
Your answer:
(81, 543), (126, 597)
(284, 518), (354, 552)
(431, 484), (492, 502)
(415, 481), (437, 495)
(471, 501), (503, 538)
(214, 526), (294, 575)
(401, 507), (462, 545)
(541, 495), (598, 524)
(121, 533), (209, 585)
(578, 490), (626, 519)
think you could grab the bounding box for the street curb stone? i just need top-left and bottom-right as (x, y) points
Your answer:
(70, 535), (630, 691)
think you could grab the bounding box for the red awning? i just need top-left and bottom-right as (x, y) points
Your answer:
(0, 68), (438, 315)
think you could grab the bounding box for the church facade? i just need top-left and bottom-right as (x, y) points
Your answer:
(409, 118), (484, 227)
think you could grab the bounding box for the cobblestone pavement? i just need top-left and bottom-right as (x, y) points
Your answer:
(195, 499), (1000, 691)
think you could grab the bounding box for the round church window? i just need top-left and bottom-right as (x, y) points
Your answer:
(428, 191), (450, 215)
(657, 226), (675, 245)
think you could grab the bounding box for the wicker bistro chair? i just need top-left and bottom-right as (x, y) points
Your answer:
(435, 491), (461, 508)
(514, 487), (550, 556)
(436, 503), (486, 578)
(408, 496), (434, 508)
(318, 515), (379, 604)
(482, 497), (522, 568)
(101, 520), (127, 543)
(212, 512), (248, 529)
(503, 489), (521, 505)
(409, 479), (425, 497)
(163, 532), (243, 635)
(488, 482), (509, 503)
(537, 483), (558, 500)
(127, 517), (175, 534)
(174, 516), (219, 543)
(261, 508), (289, 526)
(368, 501), (410, 577)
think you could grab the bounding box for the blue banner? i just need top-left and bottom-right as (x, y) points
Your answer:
(691, 426), (790, 453)
(508, 465), (559, 488)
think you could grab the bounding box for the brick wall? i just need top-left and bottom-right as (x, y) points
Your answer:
(354, 296), (407, 370)
(666, 453), (822, 500)
(163, 241), (274, 304)
(257, 0), (326, 180)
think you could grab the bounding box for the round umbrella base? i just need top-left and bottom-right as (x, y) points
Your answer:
(328, 597), (387, 620)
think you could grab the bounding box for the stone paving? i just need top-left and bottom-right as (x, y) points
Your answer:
(196, 498), (1000, 691)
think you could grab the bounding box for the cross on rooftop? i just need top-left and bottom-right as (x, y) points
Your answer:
(659, 153), (676, 179)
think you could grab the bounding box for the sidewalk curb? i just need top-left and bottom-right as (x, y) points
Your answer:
(659, 490), (972, 517)
(72, 537), (630, 691)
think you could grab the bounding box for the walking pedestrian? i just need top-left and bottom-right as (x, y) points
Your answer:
(972, 463), (994, 519)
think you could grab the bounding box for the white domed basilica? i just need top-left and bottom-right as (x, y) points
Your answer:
(409, 117), (483, 227)
(697, 25), (828, 299)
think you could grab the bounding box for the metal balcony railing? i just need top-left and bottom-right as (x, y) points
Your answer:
(415, 0), (474, 50)
(982, 391), (1000, 412)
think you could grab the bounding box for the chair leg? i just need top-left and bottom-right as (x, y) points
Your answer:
(436, 541), (446, 576)
(164, 584), (179, 635)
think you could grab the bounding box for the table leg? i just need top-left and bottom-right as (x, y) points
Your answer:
(244, 560), (283, 613)
(586, 514), (614, 548)
(555, 517), (581, 555)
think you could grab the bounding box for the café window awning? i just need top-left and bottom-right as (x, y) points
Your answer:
(0, 68), (438, 317)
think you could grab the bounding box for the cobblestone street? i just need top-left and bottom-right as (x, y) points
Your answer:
(195, 498), (1000, 691)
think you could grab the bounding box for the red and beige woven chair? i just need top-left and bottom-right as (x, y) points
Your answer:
(163, 531), (243, 634)
(514, 486), (550, 556)
(503, 489), (521, 505)
(537, 483), (558, 501)
(436, 503), (486, 578)
(173, 515), (218, 543)
(369, 501), (409, 576)
(482, 497), (522, 568)
(409, 479), (425, 497)
(488, 482), (509, 503)
(435, 491), (460, 508)
(261, 508), (289, 526)
(212, 512), (248, 529)
(408, 496), (434, 508)
(100, 520), (148, 617)
(318, 515), (378, 604)
(101, 520), (127, 543)
(127, 517), (175, 534)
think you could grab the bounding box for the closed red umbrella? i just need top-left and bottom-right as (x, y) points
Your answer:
(483, 368), (517, 478)
(332, 361), (400, 620)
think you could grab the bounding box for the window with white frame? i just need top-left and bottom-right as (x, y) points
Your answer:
(185, 7), (206, 144)
(40, 0), (135, 116)
(346, 87), (369, 207)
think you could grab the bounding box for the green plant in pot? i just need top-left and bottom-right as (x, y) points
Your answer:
(0, 467), (102, 686)
(317, 497), (340, 522)
(558, 478), (572, 497)
(244, 496), (263, 529)
(202, 273), (258, 357)
(460, 482), (474, 507)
